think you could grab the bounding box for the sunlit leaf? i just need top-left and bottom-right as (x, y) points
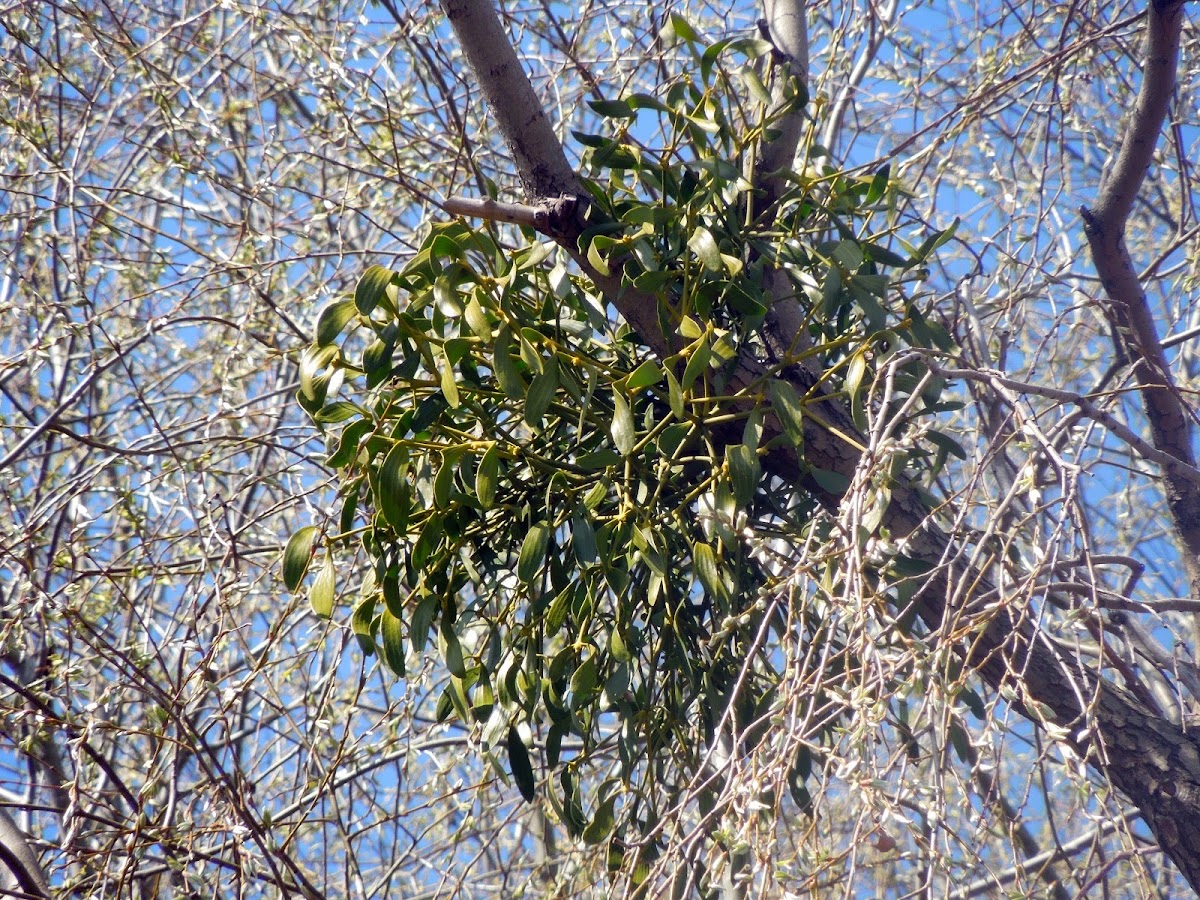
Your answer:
(611, 391), (636, 456)
(518, 521), (551, 583)
(380, 607), (406, 676)
(281, 525), (318, 592)
(355, 264), (393, 315)
(687, 225), (721, 272)
(726, 443), (760, 507)
(309, 555), (336, 618)
(476, 443), (500, 509)
(378, 442), (411, 532)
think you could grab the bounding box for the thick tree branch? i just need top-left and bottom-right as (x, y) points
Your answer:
(0, 808), (49, 899)
(438, 0), (1200, 889)
(754, 0), (809, 209)
(1080, 0), (1200, 596)
(753, 0), (812, 354)
(440, 0), (583, 199)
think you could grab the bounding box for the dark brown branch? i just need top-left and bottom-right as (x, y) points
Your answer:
(1079, 0), (1200, 599)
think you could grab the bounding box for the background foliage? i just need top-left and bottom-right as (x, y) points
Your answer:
(3, 0), (1199, 896)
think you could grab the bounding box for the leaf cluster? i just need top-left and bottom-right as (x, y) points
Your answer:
(286, 26), (963, 877)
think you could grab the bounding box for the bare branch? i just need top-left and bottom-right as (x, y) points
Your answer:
(444, 194), (578, 233)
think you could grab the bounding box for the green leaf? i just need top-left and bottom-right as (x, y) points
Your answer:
(355, 265), (393, 315)
(679, 315), (704, 340)
(665, 368), (685, 419)
(866, 166), (889, 204)
(693, 541), (732, 607)
(586, 236), (611, 276)
(821, 265), (843, 316)
(518, 521), (552, 584)
(582, 480), (608, 510)
(741, 66), (771, 103)
(338, 488), (359, 537)
(378, 442), (411, 532)
(433, 451), (458, 509)
(583, 797), (616, 845)
(914, 216), (960, 261)
(611, 391), (636, 456)
(576, 449), (622, 470)
(439, 351), (460, 408)
(351, 596), (376, 655)
(726, 443), (760, 507)
(570, 654), (598, 704)
(589, 98), (636, 118)
(665, 12), (700, 43)
(681, 334), (711, 391)
(864, 242), (909, 268)
(464, 296), (491, 338)
(546, 586), (574, 635)
(624, 359), (664, 392)
(440, 618), (466, 678)
(546, 722), (565, 769)
(845, 352), (868, 431)
(281, 526), (318, 592)
(435, 688), (455, 723)
(476, 443), (500, 509)
(299, 343), (338, 403)
(769, 379), (805, 448)
(594, 143), (641, 170)
(688, 225), (722, 272)
(326, 417), (373, 469)
(525, 356), (559, 426)
(493, 327), (526, 400)
(313, 401), (360, 425)
(928, 431), (968, 460)
(315, 297), (358, 347)
(380, 607), (406, 676)
(410, 592), (438, 653)
(309, 555), (336, 618)
(382, 570), (403, 617)
(507, 725), (537, 803)
(609, 626), (632, 663)
(571, 513), (598, 565)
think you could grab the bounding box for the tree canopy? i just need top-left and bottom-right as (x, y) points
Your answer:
(4, 0), (1200, 897)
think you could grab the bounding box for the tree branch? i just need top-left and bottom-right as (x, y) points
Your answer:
(0, 809), (49, 899)
(754, 0), (809, 208)
(440, 0), (583, 199)
(437, 0), (1200, 889)
(1080, 0), (1200, 596)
